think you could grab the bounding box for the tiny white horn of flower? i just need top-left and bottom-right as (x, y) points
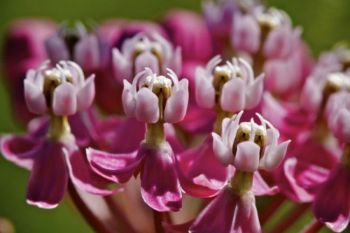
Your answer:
(256, 113), (267, 132)
(264, 117), (279, 146)
(226, 111), (244, 148)
(249, 118), (257, 141)
(166, 68), (179, 86)
(132, 68), (150, 91)
(206, 55), (222, 75)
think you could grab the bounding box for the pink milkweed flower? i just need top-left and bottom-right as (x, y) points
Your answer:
(195, 55), (264, 113)
(312, 94), (350, 232)
(0, 61), (116, 209)
(190, 113), (290, 233)
(232, 7), (300, 60)
(24, 60), (95, 116)
(86, 68), (189, 212)
(3, 19), (57, 124)
(112, 33), (181, 84)
(122, 68), (188, 124)
(45, 22), (103, 71)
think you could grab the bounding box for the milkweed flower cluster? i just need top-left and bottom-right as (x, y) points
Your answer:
(1, 0), (350, 232)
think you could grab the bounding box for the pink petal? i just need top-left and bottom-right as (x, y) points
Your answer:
(245, 74), (264, 109)
(52, 82), (77, 116)
(164, 79), (189, 123)
(45, 36), (69, 63)
(112, 49), (132, 82)
(122, 80), (136, 117)
(232, 14), (260, 54)
(212, 132), (233, 166)
(220, 78), (245, 113)
(333, 108), (350, 144)
(135, 52), (159, 74)
(261, 140), (290, 171)
(176, 137), (228, 198)
(195, 67), (215, 109)
(234, 141), (260, 172)
(135, 88), (159, 123)
(264, 26), (294, 59)
(0, 135), (42, 169)
(66, 149), (122, 195)
(177, 105), (215, 134)
(74, 35), (100, 70)
(190, 187), (239, 233)
(86, 148), (143, 183)
(77, 75), (95, 112)
(140, 142), (182, 212)
(27, 142), (68, 209)
(24, 75), (47, 115)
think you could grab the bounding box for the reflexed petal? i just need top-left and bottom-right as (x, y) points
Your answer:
(135, 88), (159, 123)
(234, 141), (260, 172)
(140, 143), (182, 212)
(252, 172), (279, 196)
(220, 78), (245, 113)
(176, 137), (228, 198)
(66, 149), (122, 195)
(190, 187), (238, 233)
(26, 142), (68, 209)
(24, 77), (47, 115)
(195, 67), (215, 109)
(0, 135), (42, 169)
(313, 165), (350, 232)
(233, 192), (261, 233)
(86, 148), (143, 183)
(164, 79), (189, 123)
(77, 75), (95, 112)
(52, 82), (77, 116)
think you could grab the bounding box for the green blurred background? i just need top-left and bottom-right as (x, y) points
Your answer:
(0, 0), (349, 232)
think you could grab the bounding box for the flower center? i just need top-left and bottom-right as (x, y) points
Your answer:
(43, 68), (74, 109)
(231, 122), (267, 158)
(323, 73), (350, 99)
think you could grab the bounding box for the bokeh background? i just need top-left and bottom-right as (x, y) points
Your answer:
(0, 0), (350, 232)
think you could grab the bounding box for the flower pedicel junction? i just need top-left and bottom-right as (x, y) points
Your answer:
(1, 0), (350, 232)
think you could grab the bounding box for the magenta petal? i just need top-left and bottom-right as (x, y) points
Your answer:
(66, 150), (121, 195)
(176, 137), (227, 198)
(313, 165), (350, 232)
(74, 35), (100, 70)
(52, 82), (77, 116)
(190, 187), (238, 233)
(140, 143), (182, 212)
(0, 135), (42, 169)
(87, 148), (142, 183)
(45, 36), (69, 63)
(76, 75), (95, 112)
(135, 88), (159, 123)
(164, 79), (189, 123)
(220, 78), (245, 112)
(135, 52), (159, 74)
(24, 74), (47, 115)
(27, 142), (68, 209)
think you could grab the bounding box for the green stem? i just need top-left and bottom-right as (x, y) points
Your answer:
(229, 171), (253, 196)
(48, 115), (71, 140)
(145, 122), (165, 146)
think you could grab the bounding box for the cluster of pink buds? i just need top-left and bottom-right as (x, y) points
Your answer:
(1, 0), (350, 233)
